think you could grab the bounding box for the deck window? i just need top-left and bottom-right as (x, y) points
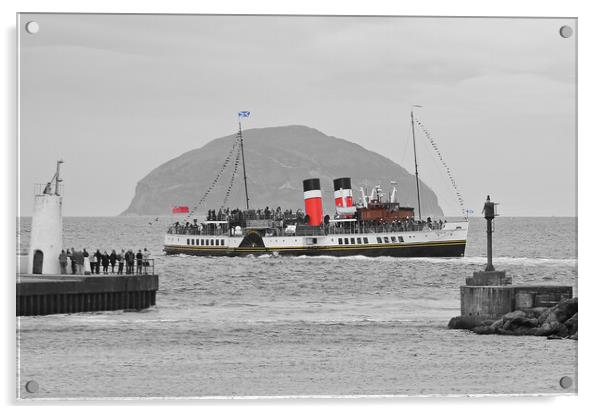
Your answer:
(363, 237), (369, 244)
(344, 238), (349, 245)
(384, 237), (390, 243)
(338, 238), (343, 245)
(350, 238), (355, 244)
(196, 239), (199, 245)
(356, 238), (362, 244)
(391, 236), (397, 243)
(398, 235), (404, 242)
(186, 239), (190, 245)
(377, 237), (382, 244)
(221, 239), (225, 246)
(210, 239), (214, 246)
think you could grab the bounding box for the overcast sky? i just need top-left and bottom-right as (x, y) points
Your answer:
(19, 14), (576, 216)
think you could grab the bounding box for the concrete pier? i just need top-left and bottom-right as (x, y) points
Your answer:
(448, 195), (574, 332)
(17, 274), (158, 316)
(460, 285), (573, 321)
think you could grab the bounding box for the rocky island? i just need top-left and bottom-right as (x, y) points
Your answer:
(121, 125), (444, 216)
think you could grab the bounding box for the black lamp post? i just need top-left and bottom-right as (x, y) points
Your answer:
(482, 195), (497, 272)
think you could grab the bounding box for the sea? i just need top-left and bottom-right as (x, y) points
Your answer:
(16, 217), (577, 399)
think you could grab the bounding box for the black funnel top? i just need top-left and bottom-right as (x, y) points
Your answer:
(303, 178), (321, 192)
(333, 177), (351, 190)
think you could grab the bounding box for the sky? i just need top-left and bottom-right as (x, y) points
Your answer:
(18, 14), (576, 217)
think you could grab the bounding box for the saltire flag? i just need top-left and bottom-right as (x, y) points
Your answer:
(238, 111), (251, 118)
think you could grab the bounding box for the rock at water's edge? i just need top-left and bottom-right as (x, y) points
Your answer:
(449, 297), (578, 340)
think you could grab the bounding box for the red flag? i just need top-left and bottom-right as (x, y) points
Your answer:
(172, 206), (189, 214)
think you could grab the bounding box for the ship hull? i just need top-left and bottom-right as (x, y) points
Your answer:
(164, 222), (469, 258)
(164, 240), (466, 258)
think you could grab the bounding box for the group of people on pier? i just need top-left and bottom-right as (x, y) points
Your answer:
(58, 248), (152, 275)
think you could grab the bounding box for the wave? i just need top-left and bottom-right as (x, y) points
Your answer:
(452, 256), (576, 266)
(284, 254), (576, 266)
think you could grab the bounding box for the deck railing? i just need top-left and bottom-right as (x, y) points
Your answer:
(167, 221), (446, 237)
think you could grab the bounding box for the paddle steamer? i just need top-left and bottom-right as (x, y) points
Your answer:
(163, 110), (468, 257)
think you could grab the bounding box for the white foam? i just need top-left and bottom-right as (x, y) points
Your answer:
(284, 254), (576, 266)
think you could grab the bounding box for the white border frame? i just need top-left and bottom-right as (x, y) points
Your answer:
(3, 1), (599, 412)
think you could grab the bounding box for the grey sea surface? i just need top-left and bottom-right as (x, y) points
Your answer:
(16, 217), (577, 398)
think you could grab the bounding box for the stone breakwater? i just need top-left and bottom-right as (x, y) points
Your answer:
(449, 297), (577, 340)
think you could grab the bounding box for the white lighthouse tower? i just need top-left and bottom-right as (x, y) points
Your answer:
(28, 160), (64, 275)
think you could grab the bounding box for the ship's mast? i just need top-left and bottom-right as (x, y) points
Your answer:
(410, 105), (423, 221)
(238, 121), (250, 210)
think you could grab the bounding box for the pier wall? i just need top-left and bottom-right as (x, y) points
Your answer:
(17, 274), (158, 316)
(460, 285), (573, 320)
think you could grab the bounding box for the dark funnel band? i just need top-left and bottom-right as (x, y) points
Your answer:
(333, 177), (351, 190)
(303, 178), (321, 192)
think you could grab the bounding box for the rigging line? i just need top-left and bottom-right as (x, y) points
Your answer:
(417, 120), (465, 215)
(220, 139), (242, 210)
(186, 134), (241, 219)
(411, 124), (456, 216)
(416, 133), (460, 217)
(414, 117), (465, 216)
(148, 133), (241, 226)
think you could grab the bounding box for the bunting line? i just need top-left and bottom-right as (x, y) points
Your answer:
(147, 132), (241, 226)
(186, 133), (241, 219)
(415, 117), (466, 216)
(221, 138), (242, 209)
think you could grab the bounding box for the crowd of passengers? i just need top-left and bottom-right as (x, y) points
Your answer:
(205, 207), (304, 222)
(168, 206), (446, 235)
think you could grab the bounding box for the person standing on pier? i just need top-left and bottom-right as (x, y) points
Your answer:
(143, 248), (150, 274)
(73, 249), (84, 274)
(58, 250), (68, 275)
(125, 249), (134, 274)
(94, 249), (102, 274)
(136, 249), (143, 274)
(68, 248), (76, 274)
(101, 251), (109, 274)
(83, 249), (91, 275)
(90, 251), (97, 275)
(117, 249), (124, 275)
(109, 249), (117, 274)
